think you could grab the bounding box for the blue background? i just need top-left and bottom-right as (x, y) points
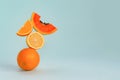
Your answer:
(0, 0), (120, 80)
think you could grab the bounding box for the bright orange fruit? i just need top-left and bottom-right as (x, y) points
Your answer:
(17, 20), (33, 36)
(26, 32), (44, 49)
(17, 48), (40, 71)
(31, 12), (57, 34)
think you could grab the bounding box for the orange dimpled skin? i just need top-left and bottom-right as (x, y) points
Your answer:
(17, 48), (40, 71)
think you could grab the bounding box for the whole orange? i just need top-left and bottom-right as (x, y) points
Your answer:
(17, 48), (40, 71)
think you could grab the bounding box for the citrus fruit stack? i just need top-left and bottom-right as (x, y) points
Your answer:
(16, 12), (57, 71)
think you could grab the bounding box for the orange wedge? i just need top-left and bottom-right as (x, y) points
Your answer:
(17, 20), (33, 36)
(26, 32), (44, 49)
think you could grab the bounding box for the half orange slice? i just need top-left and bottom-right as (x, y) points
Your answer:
(17, 20), (33, 36)
(26, 32), (44, 49)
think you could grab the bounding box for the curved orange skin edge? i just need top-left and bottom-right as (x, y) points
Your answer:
(31, 12), (57, 35)
(17, 48), (40, 71)
(16, 20), (33, 36)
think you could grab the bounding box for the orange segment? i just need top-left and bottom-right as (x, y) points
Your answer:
(17, 20), (33, 36)
(26, 32), (44, 49)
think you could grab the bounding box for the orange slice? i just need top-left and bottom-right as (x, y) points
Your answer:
(26, 32), (44, 49)
(17, 20), (33, 36)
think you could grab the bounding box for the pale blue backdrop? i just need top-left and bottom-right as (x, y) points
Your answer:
(0, 0), (120, 80)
